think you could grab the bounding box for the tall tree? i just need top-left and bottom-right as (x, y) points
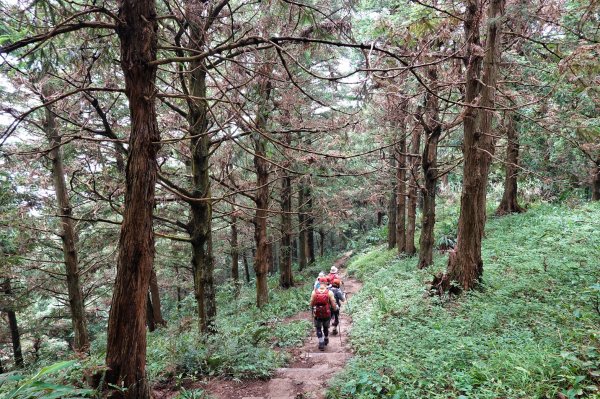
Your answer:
(418, 65), (442, 269)
(496, 112), (525, 214)
(279, 154), (294, 288)
(405, 125), (421, 255)
(396, 125), (407, 254)
(297, 183), (307, 271)
(185, 1), (217, 333)
(2, 278), (24, 368)
(42, 85), (90, 353)
(444, 0), (506, 291)
(105, 0), (160, 396)
(252, 66), (273, 308)
(387, 153), (397, 250)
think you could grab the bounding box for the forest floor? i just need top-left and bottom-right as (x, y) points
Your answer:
(200, 252), (361, 399)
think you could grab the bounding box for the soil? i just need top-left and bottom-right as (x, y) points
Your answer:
(156, 251), (361, 399)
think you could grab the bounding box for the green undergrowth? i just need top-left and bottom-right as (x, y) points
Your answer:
(329, 202), (600, 399)
(143, 258), (326, 383)
(0, 257), (330, 398)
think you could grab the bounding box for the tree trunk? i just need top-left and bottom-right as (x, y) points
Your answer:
(231, 205), (240, 282)
(185, 9), (216, 333)
(43, 92), (89, 353)
(148, 268), (165, 327)
(253, 74), (272, 308)
(418, 64), (442, 269)
(496, 112), (525, 215)
(146, 293), (155, 332)
(243, 252), (251, 283)
(297, 185), (307, 271)
(280, 172), (294, 288)
(3, 279), (24, 368)
(105, 0), (159, 396)
(305, 186), (316, 264)
(406, 126), (421, 255)
(396, 134), (407, 254)
(591, 161), (600, 201)
(387, 154), (397, 250)
(319, 228), (325, 257)
(445, 0), (505, 292)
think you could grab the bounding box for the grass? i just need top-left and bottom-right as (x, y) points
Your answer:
(328, 202), (600, 399)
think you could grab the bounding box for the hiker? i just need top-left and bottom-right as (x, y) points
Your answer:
(314, 271), (326, 289)
(310, 276), (338, 351)
(330, 278), (345, 335)
(327, 266), (339, 285)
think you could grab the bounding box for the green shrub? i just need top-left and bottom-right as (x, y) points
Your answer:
(0, 360), (94, 399)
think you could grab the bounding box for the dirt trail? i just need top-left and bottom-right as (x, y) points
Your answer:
(206, 252), (361, 399)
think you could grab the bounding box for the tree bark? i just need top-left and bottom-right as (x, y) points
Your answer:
(185, 6), (217, 333)
(279, 170), (294, 288)
(319, 228), (325, 257)
(496, 112), (525, 215)
(297, 184), (307, 271)
(387, 154), (397, 250)
(418, 64), (442, 269)
(43, 91), (89, 353)
(396, 133), (407, 254)
(445, 0), (505, 292)
(146, 293), (155, 332)
(243, 252), (251, 283)
(105, 0), (159, 396)
(253, 73), (272, 308)
(305, 185), (316, 264)
(148, 268), (165, 327)
(231, 205), (240, 282)
(406, 126), (421, 255)
(3, 279), (24, 368)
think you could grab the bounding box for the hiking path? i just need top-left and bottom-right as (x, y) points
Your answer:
(205, 251), (361, 399)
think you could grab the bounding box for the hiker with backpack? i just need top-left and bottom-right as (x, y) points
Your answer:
(310, 276), (338, 351)
(327, 266), (339, 285)
(330, 278), (345, 335)
(314, 271), (326, 289)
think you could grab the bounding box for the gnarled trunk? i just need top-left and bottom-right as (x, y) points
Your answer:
(496, 112), (525, 214)
(445, 0), (505, 291)
(43, 92), (89, 353)
(105, 0), (159, 396)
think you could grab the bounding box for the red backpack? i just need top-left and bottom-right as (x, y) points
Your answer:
(313, 289), (331, 319)
(327, 273), (337, 284)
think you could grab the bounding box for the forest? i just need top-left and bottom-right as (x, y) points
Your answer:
(0, 0), (599, 398)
